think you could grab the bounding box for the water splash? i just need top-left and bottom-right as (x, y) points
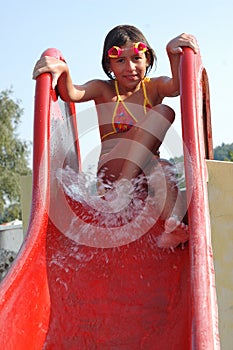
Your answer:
(55, 162), (186, 249)
(55, 166), (162, 248)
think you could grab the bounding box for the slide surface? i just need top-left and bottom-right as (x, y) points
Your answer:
(0, 48), (220, 349)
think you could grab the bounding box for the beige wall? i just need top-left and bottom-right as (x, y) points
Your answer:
(207, 160), (233, 350)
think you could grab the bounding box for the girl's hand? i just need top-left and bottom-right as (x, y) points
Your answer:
(32, 56), (68, 89)
(166, 33), (199, 55)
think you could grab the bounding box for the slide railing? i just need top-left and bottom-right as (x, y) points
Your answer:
(180, 47), (219, 349)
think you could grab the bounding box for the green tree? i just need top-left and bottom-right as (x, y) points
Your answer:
(0, 89), (32, 224)
(214, 142), (233, 161)
(224, 150), (233, 162)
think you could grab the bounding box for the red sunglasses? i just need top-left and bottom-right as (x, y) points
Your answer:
(108, 42), (148, 58)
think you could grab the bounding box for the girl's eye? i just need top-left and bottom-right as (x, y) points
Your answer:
(118, 58), (125, 62)
(114, 55), (143, 63)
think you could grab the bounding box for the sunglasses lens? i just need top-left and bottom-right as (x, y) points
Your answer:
(138, 42), (147, 52)
(134, 42), (148, 54)
(108, 46), (121, 58)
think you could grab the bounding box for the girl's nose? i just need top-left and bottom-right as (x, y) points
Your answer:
(125, 59), (135, 71)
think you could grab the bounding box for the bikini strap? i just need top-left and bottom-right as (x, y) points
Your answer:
(116, 78), (152, 110)
(141, 77), (152, 113)
(114, 80), (122, 101)
(101, 81), (123, 140)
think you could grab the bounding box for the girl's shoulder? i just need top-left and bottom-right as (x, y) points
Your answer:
(85, 78), (112, 89)
(144, 76), (171, 105)
(146, 75), (173, 94)
(85, 78), (114, 95)
(77, 79), (113, 102)
(86, 79), (114, 103)
(145, 76), (170, 86)
(144, 76), (166, 96)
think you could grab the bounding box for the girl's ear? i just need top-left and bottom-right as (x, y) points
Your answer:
(145, 52), (151, 67)
(106, 60), (112, 73)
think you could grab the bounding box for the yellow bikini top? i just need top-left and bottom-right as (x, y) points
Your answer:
(101, 77), (152, 141)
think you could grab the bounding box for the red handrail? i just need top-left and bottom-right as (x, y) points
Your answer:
(180, 48), (220, 349)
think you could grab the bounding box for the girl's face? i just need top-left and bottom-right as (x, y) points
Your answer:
(109, 44), (150, 90)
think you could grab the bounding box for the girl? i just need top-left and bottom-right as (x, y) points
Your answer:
(33, 24), (198, 248)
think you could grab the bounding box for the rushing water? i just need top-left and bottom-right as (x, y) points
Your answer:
(55, 161), (185, 249)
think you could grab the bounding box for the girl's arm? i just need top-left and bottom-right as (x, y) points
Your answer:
(157, 33), (199, 98)
(32, 56), (103, 102)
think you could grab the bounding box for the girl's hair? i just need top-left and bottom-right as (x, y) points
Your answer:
(101, 24), (157, 79)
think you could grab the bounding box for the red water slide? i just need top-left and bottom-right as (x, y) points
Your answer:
(0, 48), (220, 349)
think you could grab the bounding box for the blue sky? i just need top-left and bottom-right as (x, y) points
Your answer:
(1, 0), (232, 163)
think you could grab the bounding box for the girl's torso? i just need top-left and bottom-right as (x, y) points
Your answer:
(96, 77), (164, 147)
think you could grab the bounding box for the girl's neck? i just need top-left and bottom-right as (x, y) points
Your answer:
(115, 79), (142, 97)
